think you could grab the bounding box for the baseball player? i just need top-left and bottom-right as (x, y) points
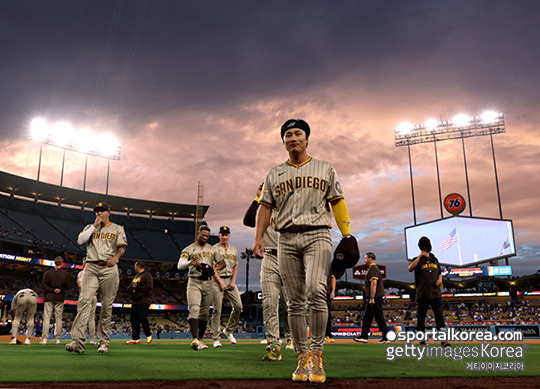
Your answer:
(66, 202), (127, 354)
(211, 226), (243, 348)
(126, 260), (154, 345)
(9, 288), (38, 345)
(177, 225), (224, 350)
(40, 256), (70, 345)
(244, 183), (294, 361)
(253, 119), (352, 383)
(353, 252), (389, 343)
(409, 236), (450, 347)
(76, 259), (97, 345)
(325, 273), (336, 343)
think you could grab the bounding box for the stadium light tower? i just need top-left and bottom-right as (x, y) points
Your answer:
(394, 111), (506, 223)
(29, 117), (122, 195)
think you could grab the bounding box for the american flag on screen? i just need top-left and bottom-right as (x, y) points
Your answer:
(500, 237), (511, 256)
(440, 228), (458, 250)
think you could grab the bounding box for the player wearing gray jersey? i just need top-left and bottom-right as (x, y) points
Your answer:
(76, 259), (97, 345)
(66, 202), (127, 355)
(253, 119), (352, 383)
(244, 183), (293, 361)
(178, 225), (224, 350)
(211, 226), (243, 347)
(9, 288), (38, 345)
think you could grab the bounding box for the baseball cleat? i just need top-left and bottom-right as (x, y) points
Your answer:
(325, 336), (335, 344)
(309, 350), (326, 383)
(222, 329), (237, 344)
(89, 340), (97, 345)
(146, 336), (153, 344)
(126, 339), (140, 345)
(40, 339), (47, 345)
(98, 344), (109, 353)
(65, 341), (84, 354)
(285, 338), (294, 350)
(262, 344), (282, 361)
(56, 340), (62, 345)
(378, 339), (390, 344)
(213, 340), (222, 348)
(260, 339), (268, 344)
(198, 340), (208, 350)
(190, 339), (200, 350)
(353, 337), (368, 343)
(24, 338), (32, 345)
(292, 352), (311, 382)
(9, 338), (17, 345)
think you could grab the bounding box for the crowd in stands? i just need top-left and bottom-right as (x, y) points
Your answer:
(2, 257), (539, 339)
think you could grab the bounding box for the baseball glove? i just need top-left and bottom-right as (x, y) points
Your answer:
(331, 235), (360, 278)
(199, 263), (215, 280)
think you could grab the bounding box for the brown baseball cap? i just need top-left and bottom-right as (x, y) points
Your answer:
(219, 226), (231, 235)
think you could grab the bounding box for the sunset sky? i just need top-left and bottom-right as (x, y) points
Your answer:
(1, 1), (539, 289)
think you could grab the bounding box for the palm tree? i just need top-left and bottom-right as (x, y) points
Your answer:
(240, 248), (254, 293)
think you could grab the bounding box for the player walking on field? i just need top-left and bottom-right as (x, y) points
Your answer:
(253, 119), (353, 383)
(211, 226), (243, 348)
(244, 183), (293, 361)
(77, 259), (97, 345)
(177, 225), (224, 350)
(66, 202), (127, 354)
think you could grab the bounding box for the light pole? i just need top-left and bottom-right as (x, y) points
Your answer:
(395, 112), (506, 222)
(29, 117), (121, 194)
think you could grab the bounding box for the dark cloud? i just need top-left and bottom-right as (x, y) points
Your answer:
(1, 1), (539, 284)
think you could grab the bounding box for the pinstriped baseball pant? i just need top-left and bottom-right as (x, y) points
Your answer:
(260, 252), (291, 346)
(187, 278), (213, 321)
(278, 228), (331, 354)
(211, 281), (243, 340)
(70, 263), (119, 349)
(12, 295), (37, 338)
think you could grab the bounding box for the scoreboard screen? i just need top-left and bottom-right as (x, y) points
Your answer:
(404, 216), (516, 267)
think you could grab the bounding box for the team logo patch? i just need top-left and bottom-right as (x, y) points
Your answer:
(336, 253), (344, 260)
(180, 252), (189, 259)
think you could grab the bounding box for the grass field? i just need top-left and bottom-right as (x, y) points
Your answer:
(0, 340), (538, 383)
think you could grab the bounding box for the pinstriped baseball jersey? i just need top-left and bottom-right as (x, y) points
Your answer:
(11, 289), (38, 311)
(82, 222), (127, 262)
(180, 242), (221, 278)
(263, 210), (278, 249)
(259, 157), (344, 231)
(213, 243), (238, 277)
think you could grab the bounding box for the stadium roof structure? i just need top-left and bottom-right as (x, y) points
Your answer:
(0, 170), (208, 219)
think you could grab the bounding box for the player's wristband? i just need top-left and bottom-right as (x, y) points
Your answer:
(331, 199), (351, 236)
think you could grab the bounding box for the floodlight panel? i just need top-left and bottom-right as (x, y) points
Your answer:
(452, 114), (470, 128)
(395, 122), (414, 135)
(404, 216), (516, 267)
(424, 118), (438, 130)
(30, 117), (50, 142)
(480, 111), (499, 124)
(51, 122), (74, 148)
(74, 128), (96, 154)
(98, 133), (121, 158)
